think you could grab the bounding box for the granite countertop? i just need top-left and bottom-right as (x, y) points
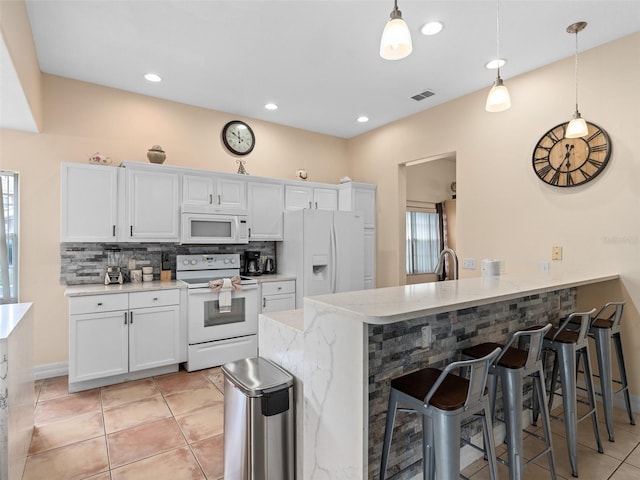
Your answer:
(306, 271), (619, 325)
(260, 308), (303, 331)
(0, 303), (33, 339)
(64, 280), (186, 297)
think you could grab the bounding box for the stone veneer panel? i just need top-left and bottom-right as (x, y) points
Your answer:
(60, 241), (276, 285)
(367, 288), (576, 479)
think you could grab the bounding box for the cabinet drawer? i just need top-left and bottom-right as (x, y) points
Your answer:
(129, 289), (179, 309)
(69, 293), (129, 315)
(261, 281), (295, 296)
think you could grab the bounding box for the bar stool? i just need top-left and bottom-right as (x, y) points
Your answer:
(571, 301), (635, 441)
(461, 323), (556, 480)
(542, 309), (603, 478)
(379, 347), (501, 480)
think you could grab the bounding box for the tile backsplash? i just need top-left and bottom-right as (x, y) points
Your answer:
(60, 242), (276, 285)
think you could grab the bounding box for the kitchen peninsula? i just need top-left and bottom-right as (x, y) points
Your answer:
(259, 271), (619, 480)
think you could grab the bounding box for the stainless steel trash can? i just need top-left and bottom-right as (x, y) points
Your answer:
(222, 356), (295, 480)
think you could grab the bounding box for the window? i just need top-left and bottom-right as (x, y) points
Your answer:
(406, 203), (440, 275)
(0, 172), (18, 304)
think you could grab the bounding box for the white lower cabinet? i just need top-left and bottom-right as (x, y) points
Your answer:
(69, 289), (180, 391)
(260, 280), (296, 313)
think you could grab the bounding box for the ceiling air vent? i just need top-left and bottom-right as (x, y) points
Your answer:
(411, 89), (435, 101)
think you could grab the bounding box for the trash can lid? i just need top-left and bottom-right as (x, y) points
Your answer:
(222, 357), (293, 397)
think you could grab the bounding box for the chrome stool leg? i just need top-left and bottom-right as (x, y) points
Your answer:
(500, 367), (523, 480)
(580, 345), (604, 454)
(553, 343), (580, 477)
(592, 326), (615, 441)
(534, 366), (556, 480)
(380, 389), (399, 479)
(613, 332), (636, 426)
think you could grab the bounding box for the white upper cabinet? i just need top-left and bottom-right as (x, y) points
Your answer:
(247, 181), (284, 241)
(182, 174), (246, 209)
(284, 184), (337, 211)
(339, 182), (376, 229)
(61, 163), (120, 242)
(125, 167), (180, 241)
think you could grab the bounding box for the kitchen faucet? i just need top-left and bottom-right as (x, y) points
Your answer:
(435, 248), (458, 281)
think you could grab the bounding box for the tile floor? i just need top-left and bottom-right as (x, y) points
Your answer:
(24, 367), (227, 480)
(462, 401), (640, 479)
(24, 368), (640, 480)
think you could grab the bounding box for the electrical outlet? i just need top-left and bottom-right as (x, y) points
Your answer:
(421, 325), (432, 348)
(551, 246), (563, 261)
(462, 258), (476, 269)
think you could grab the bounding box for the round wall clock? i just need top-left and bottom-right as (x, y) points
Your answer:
(222, 120), (255, 156)
(532, 121), (611, 187)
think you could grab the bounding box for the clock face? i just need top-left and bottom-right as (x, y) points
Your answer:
(222, 121), (255, 155)
(532, 121), (611, 187)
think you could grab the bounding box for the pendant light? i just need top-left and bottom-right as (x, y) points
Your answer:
(380, 0), (412, 60)
(485, 0), (511, 112)
(565, 21), (588, 138)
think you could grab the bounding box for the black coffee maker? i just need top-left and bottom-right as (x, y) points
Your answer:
(244, 251), (262, 276)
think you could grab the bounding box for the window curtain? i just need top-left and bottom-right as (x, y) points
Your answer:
(406, 202), (440, 274)
(436, 202), (449, 280)
(0, 173), (17, 304)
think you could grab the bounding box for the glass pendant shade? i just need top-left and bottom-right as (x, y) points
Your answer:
(485, 76), (511, 112)
(565, 111), (588, 138)
(380, 10), (412, 60)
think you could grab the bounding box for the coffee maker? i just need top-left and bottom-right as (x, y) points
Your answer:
(104, 249), (124, 285)
(244, 251), (262, 276)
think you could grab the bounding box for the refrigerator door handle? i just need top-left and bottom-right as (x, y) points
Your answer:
(330, 222), (338, 293)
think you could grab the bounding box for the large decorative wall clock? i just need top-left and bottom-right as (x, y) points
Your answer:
(222, 120), (255, 156)
(532, 121), (611, 187)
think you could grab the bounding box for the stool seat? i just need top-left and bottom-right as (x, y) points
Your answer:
(462, 342), (528, 369)
(545, 326), (579, 344)
(390, 368), (469, 411)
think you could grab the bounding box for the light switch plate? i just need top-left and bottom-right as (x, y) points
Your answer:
(552, 246), (563, 261)
(462, 258), (476, 269)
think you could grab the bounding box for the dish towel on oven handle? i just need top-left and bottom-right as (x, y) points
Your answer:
(208, 275), (242, 313)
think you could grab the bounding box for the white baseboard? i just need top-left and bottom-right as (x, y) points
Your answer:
(34, 362), (69, 380)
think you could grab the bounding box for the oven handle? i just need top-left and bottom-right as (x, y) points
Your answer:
(187, 286), (257, 295)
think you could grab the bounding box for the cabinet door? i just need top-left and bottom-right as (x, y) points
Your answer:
(313, 187), (338, 211)
(248, 182), (284, 240)
(216, 178), (247, 209)
(69, 311), (128, 382)
(61, 163), (119, 242)
(128, 305), (180, 372)
(262, 294), (296, 313)
(284, 184), (312, 210)
(183, 174), (214, 206)
(126, 168), (180, 241)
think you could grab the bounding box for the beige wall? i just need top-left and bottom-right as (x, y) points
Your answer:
(347, 32), (640, 395)
(0, 0), (43, 130)
(0, 74), (349, 366)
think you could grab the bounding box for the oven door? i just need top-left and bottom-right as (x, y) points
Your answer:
(187, 286), (258, 344)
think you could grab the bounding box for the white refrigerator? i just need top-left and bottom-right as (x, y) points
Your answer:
(277, 210), (364, 308)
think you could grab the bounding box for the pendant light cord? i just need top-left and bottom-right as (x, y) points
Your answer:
(574, 30), (579, 112)
(496, 0), (501, 77)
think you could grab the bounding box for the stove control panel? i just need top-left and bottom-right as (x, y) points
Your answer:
(176, 253), (240, 271)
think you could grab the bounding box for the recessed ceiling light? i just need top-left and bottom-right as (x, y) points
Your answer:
(421, 21), (444, 36)
(356, 116), (369, 123)
(265, 103), (278, 110)
(485, 58), (507, 70)
(144, 73), (162, 82)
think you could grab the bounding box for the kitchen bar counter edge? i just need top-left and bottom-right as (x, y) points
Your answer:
(304, 271), (619, 324)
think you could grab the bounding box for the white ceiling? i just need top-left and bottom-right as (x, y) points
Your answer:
(19, 1), (640, 138)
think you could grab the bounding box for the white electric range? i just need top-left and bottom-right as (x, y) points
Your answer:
(176, 253), (258, 371)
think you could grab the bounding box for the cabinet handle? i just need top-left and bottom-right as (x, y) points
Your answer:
(97, 302), (103, 306)
(153, 297), (158, 301)
(130, 225), (133, 237)
(130, 312), (133, 324)
(124, 312), (128, 325)
(217, 194), (221, 205)
(112, 225), (116, 237)
(308, 201), (312, 209)
(277, 287), (282, 291)
(315, 202), (318, 209)
(248, 228), (252, 238)
(209, 194), (213, 204)
(263, 298), (266, 308)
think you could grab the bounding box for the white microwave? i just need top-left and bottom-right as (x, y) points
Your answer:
(181, 206), (249, 244)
